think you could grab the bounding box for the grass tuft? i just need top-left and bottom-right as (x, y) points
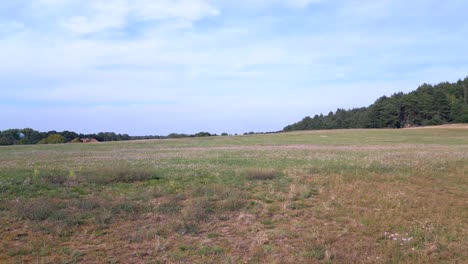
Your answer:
(157, 198), (183, 215)
(184, 198), (214, 223)
(246, 169), (280, 180)
(304, 246), (326, 260)
(79, 167), (160, 184)
(198, 245), (224, 256)
(15, 198), (61, 221)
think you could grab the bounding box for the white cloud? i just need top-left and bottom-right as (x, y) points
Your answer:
(132, 0), (219, 21)
(243, 0), (324, 8)
(337, 0), (395, 19)
(282, 0), (324, 8)
(0, 0), (467, 134)
(60, 1), (129, 35)
(56, 0), (219, 35)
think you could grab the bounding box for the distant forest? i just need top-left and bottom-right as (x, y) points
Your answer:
(284, 77), (468, 131)
(0, 130), (223, 146)
(1, 77), (467, 145)
(0, 130), (132, 146)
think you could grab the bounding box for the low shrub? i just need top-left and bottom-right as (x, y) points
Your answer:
(246, 169), (279, 180)
(41, 171), (68, 185)
(76, 196), (103, 211)
(184, 198), (214, 223)
(52, 210), (87, 226)
(175, 221), (200, 235)
(29, 167), (160, 186)
(111, 200), (141, 215)
(219, 189), (247, 212)
(15, 198), (61, 221)
(303, 246), (326, 260)
(71, 138), (82, 143)
(157, 198), (183, 215)
(198, 246), (224, 256)
(79, 167), (160, 184)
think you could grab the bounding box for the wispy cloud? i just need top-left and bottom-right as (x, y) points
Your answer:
(59, 1), (129, 35)
(36, 0), (220, 35)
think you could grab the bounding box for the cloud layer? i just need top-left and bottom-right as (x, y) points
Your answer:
(1, 0), (467, 134)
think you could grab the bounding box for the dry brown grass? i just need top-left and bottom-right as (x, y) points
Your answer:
(0, 127), (466, 263)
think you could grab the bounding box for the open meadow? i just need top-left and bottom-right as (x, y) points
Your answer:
(0, 125), (467, 263)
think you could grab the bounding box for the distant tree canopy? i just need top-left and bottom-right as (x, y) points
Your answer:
(71, 138), (82, 143)
(284, 77), (468, 131)
(0, 129), (133, 146)
(2, 77), (466, 145)
(38, 134), (67, 144)
(0, 128), (220, 146)
(194, 132), (213, 137)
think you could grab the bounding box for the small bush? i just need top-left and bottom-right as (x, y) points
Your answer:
(304, 246), (326, 260)
(15, 198), (61, 221)
(7, 247), (34, 257)
(198, 246), (224, 256)
(94, 209), (112, 228)
(76, 196), (103, 211)
(184, 198), (214, 223)
(79, 167), (160, 184)
(52, 210), (86, 226)
(157, 198), (183, 215)
(111, 200), (141, 215)
(127, 228), (159, 243)
(71, 137), (82, 143)
(189, 185), (247, 216)
(246, 169), (279, 180)
(219, 190), (247, 212)
(38, 134), (66, 144)
(191, 185), (216, 198)
(287, 201), (309, 210)
(175, 221), (200, 235)
(41, 171), (68, 185)
(34, 167), (160, 185)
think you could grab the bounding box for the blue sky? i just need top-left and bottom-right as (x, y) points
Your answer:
(1, 0), (467, 135)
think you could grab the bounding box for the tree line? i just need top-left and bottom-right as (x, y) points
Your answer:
(0, 129), (226, 146)
(2, 77), (466, 145)
(0, 130), (131, 146)
(284, 77), (468, 131)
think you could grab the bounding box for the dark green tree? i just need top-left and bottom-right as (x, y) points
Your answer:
(284, 77), (468, 132)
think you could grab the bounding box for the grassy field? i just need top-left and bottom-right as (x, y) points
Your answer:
(0, 125), (467, 263)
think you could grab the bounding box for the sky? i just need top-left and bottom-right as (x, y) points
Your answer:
(1, 0), (467, 135)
